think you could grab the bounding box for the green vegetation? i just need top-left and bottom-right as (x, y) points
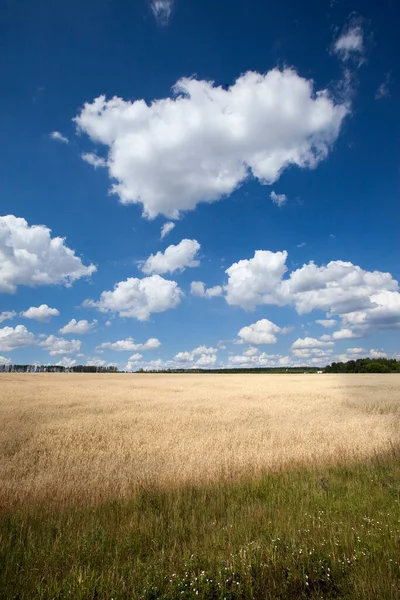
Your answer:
(325, 357), (400, 374)
(1, 448), (399, 599)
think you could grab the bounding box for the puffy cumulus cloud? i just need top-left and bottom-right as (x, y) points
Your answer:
(75, 69), (348, 219)
(59, 319), (97, 335)
(125, 353), (143, 371)
(142, 239), (200, 275)
(316, 319), (337, 328)
(127, 353), (143, 361)
(0, 355), (11, 365)
(55, 357), (77, 368)
(190, 281), (223, 298)
(85, 275), (182, 321)
(341, 290), (400, 332)
(97, 337), (161, 352)
(50, 131), (69, 144)
(160, 222), (175, 240)
(228, 352), (287, 367)
(225, 250), (288, 310)
(0, 311), (16, 323)
(243, 346), (259, 357)
(86, 357), (106, 367)
(369, 349), (388, 359)
(150, 0), (173, 25)
(39, 335), (81, 356)
(334, 25), (364, 62)
(192, 345), (218, 355)
(292, 337), (334, 350)
(347, 347), (365, 354)
(0, 325), (35, 352)
(292, 347), (333, 359)
(196, 354), (217, 367)
(173, 345), (218, 367)
(224, 251), (400, 336)
(238, 318), (282, 345)
(331, 328), (361, 340)
(82, 152), (107, 168)
(270, 191), (287, 207)
(20, 304), (60, 322)
(0, 215), (96, 293)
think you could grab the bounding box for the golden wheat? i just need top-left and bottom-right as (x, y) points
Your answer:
(0, 373), (399, 509)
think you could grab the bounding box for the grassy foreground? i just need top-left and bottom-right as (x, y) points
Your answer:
(1, 449), (399, 600)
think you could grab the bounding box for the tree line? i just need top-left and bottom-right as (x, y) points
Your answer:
(0, 364), (119, 373)
(324, 357), (400, 373)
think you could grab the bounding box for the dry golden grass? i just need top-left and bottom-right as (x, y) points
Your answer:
(1, 373), (399, 509)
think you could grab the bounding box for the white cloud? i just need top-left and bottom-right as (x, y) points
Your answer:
(160, 222), (175, 239)
(316, 319), (337, 328)
(243, 346), (259, 357)
(105, 320), (112, 327)
(150, 0), (173, 25)
(0, 215), (96, 293)
(0, 311), (16, 323)
(20, 304), (60, 322)
(174, 351), (194, 364)
(192, 345), (218, 355)
(85, 274), (182, 321)
(334, 25), (364, 62)
(270, 191), (287, 207)
(196, 354), (217, 367)
(375, 74), (391, 100)
(127, 353), (143, 361)
(190, 281), (223, 298)
(320, 334), (332, 341)
(238, 319), (282, 345)
(292, 347), (333, 359)
(50, 131), (69, 144)
(369, 349), (388, 359)
(297, 242), (306, 248)
(75, 69), (348, 219)
(82, 152), (107, 168)
(55, 357), (77, 368)
(292, 337), (334, 350)
(39, 335), (81, 356)
(225, 250), (288, 310)
(59, 319), (97, 335)
(0, 356), (11, 365)
(97, 337), (161, 352)
(331, 328), (360, 340)
(0, 325), (35, 352)
(347, 347), (365, 354)
(86, 357), (106, 367)
(142, 239), (200, 274)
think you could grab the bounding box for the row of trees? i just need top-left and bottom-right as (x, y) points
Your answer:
(325, 357), (400, 373)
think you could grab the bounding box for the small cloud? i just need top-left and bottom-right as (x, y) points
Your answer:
(150, 0), (173, 25)
(82, 152), (107, 168)
(270, 191), (287, 207)
(333, 23), (364, 64)
(329, 233), (336, 238)
(375, 74), (391, 100)
(160, 221), (175, 240)
(50, 131), (69, 144)
(297, 242), (306, 248)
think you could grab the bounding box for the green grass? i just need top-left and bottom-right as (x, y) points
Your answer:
(1, 449), (399, 600)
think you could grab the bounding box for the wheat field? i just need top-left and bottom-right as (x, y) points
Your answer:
(1, 373), (399, 509)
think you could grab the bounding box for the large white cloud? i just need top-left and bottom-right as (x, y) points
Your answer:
(225, 250), (288, 310)
(0, 215), (96, 293)
(291, 337), (334, 350)
(21, 305), (60, 322)
(75, 69), (348, 219)
(97, 337), (161, 351)
(0, 311), (16, 323)
(59, 319), (97, 335)
(141, 239), (200, 275)
(39, 335), (81, 356)
(238, 318), (282, 345)
(223, 250), (400, 335)
(85, 274), (182, 321)
(0, 325), (35, 352)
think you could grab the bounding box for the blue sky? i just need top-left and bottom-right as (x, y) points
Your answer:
(0, 0), (399, 370)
